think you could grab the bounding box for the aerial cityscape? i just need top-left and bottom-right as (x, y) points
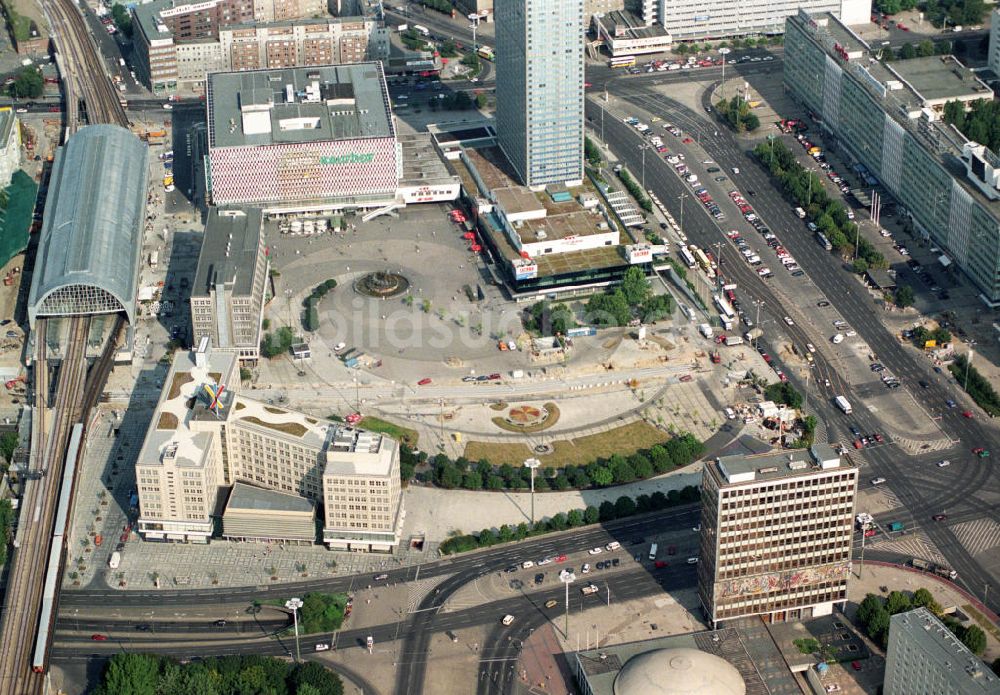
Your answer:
(0, 0), (999, 692)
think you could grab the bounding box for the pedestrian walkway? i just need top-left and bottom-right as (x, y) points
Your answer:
(516, 622), (574, 695)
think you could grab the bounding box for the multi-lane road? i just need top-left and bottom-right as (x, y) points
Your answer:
(589, 73), (999, 612)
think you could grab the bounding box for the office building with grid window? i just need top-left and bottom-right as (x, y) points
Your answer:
(494, 0), (585, 188)
(136, 341), (404, 550)
(697, 445), (857, 629)
(885, 607), (1000, 695)
(190, 208), (269, 362)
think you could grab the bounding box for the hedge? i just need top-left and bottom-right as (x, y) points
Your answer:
(402, 432), (704, 492)
(439, 486), (701, 554)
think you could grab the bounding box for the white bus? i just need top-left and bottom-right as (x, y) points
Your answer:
(678, 246), (697, 269)
(609, 55), (637, 69)
(413, 24), (430, 37)
(713, 294), (735, 322)
(835, 396), (853, 414)
(816, 231), (832, 251)
(648, 543), (658, 560)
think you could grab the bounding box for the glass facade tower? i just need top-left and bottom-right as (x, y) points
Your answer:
(495, 0), (585, 188)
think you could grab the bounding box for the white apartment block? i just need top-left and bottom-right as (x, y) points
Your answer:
(136, 342), (404, 551)
(989, 9), (1000, 78)
(697, 445), (857, 629)
(657, 0), (871, 42)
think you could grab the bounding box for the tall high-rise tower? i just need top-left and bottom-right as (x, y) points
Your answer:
(494, 0), (585, 188)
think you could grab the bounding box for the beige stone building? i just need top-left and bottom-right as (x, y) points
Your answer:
(136, 343), (404, 551)
(697, 445), (857, 629)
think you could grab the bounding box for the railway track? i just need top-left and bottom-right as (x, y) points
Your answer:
(41, 0), (127, 130)
(0, 318), (90, 694)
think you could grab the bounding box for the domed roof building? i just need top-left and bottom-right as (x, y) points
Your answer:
(613, 647), (746, 695)
(571, 626), (798, 695)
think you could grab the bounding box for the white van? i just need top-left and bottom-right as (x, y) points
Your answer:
(314, 643), (330, 651)
(502, 615), (515, 626)
(795, 207), (806, 219)
(687, 557), (699, 564)
(870, 477), (886, 486)
(605, 541), (621, 551)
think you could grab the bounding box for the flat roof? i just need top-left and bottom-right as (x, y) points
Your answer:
(132, 0), (172, 42)
(230, 395), (334, 451)
(494, 186), (544, 216)
(207, 63), (394, 149)
(890, 55), (991, 103)
(192, 208), (263, 299)
(136, 347), (238, 470)
(225, 482), (315, 514)
(714, 447), (850, 485)
(398, 133), (460, 188)
(889, 608), (1000, 692)
(324, 426), (397, 477)
(602, 10), (671, 39)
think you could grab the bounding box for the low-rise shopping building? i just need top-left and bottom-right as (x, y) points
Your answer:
(136, 340), (405, 551)
(592, 11), (672, 57)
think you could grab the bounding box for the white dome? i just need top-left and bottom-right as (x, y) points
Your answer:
(613, 647), (746, 695)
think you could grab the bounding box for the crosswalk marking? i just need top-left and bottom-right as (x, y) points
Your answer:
(950, 518), (1000, 559)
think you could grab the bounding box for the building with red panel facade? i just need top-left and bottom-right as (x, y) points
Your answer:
(205, 62), (400, 213)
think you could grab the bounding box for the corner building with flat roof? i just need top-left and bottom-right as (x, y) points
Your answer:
(135, 341), (404, 551)
(784, 10), (1000, 306)
(697, 445), (857, 629)
(205, 62), (399, 213)
(494, 0), (585, 189)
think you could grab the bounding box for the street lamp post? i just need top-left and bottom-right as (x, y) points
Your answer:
(560, 571), (575, 638)
(718, 47), (731, 100)
(469, 17), (479, 53)
(639, 144), (650, 189)
(285, 597), (304, 662)
(524, 458), (541, 527)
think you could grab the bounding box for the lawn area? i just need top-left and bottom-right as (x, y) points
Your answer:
(358, 416), (419, 448)
(463, 420), (669, 467)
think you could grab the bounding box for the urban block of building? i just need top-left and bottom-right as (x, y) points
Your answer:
(884, 607), (1000, 695)
(0, 108), (21, 189)
(132, 0), (384, 94)
(444, 143), (655, 296)
(989, 9), (1000, 79)
(204, 62), (457, 213)
(697, 445), (857, 629)
(136, 341), (405, 551)
(785, 10), (1000, 306)
(591, 11), (672, 58)
(189, 208), (269, 362)
(495, 0), (585, 188)
(654, 0), (869, 43)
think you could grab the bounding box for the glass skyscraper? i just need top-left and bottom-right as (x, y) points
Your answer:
(495, 0), (585, 188)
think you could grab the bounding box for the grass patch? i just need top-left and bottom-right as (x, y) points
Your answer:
(794, 638), (820, 654)
(234, 401), (246, 411)
(156, 412), (178, 430)
(464, 420), (669, 467)
(962, 603), (1000, 641)
(358, 416), (419, 447)
(491, 402), (561, 433)
(255, 593), (350, 634)
(239, 416), (307, 437)
(168, 373), (193, 400)
(490, 401), (508, 411)
(264, 405), (287, 414)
